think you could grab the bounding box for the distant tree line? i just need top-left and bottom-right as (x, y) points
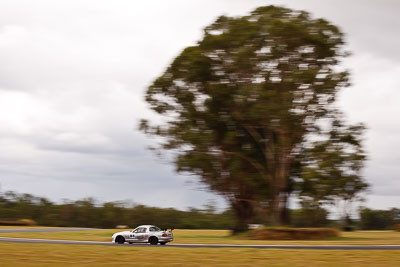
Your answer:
(359, 208), (400, 230)
(0, 190), (331, 229)
(1, 191), (398, 230)
(0, 191), (233, 229)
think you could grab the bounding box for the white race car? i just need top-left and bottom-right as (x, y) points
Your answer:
(112, 225), (174, 245)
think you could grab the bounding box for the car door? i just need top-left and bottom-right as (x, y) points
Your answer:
(135, 227), (148, 242)
(127, 229), (136, 242)
(128, 227), (147, 243)
(127, 227), (142, 242)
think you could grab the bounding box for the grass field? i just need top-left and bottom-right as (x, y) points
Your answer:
(1, 228), (400, 266)
(1, 228), (400, 245)
(0, 242), (400, 267)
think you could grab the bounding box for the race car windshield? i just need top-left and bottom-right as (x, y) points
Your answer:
(149, 226), (161, 232)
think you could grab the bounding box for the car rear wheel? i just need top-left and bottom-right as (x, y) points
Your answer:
(115, 236), (125, 244)
(149, 236), (158, 245)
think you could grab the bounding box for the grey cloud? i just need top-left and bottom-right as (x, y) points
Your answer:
(0, 0), (399, 210)
(271, 0), (400, 62)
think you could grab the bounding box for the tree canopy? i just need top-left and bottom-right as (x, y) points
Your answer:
(140, 5), (367, 231)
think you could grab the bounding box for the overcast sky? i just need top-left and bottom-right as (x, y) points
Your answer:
(0, 0), (399, 212)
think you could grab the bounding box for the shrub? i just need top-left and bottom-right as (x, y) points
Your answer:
(116, 225), (129, 229)
(246, 227), (340, 240)
(18, 219), (37, 226)
(342, 226), (354, 232)
(395, 224), (400, 231)
(359, 208), (397, 230)
(291, 208), (329, 227)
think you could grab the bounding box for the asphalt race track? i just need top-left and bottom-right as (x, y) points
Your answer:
(1, 237), (400, 250)
(0, 228), (400, 250)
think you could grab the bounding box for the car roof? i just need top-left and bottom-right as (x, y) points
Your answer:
(135, 225), (157, 228)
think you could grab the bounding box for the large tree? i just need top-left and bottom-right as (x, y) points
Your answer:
(140, 6), (367, 229)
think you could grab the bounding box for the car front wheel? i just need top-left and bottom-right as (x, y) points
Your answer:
(115, 236), (125, 244)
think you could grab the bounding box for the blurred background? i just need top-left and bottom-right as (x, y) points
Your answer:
(0, 0), (399, 230)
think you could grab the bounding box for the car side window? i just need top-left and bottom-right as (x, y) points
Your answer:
(149, 226), (160, 232)
(133, 227), (147, 233)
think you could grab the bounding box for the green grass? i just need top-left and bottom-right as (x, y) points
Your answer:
(0, 242), (400, 267)
(1, 228), (400, 245)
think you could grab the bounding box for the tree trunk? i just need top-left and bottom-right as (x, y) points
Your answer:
(231, 199), (254, 234)
(270, 192), (284, 225)
(280, 192), (290, 225)
(269, 134), (291, 226)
